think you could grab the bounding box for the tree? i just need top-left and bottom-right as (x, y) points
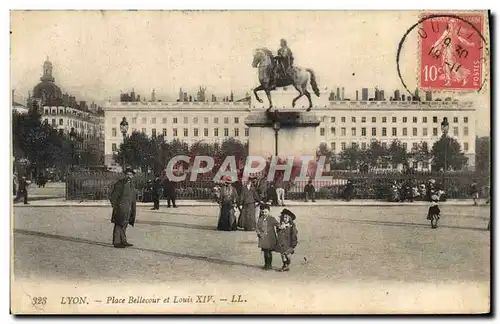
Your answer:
(339, 144), (362, 170)
(13, 103), (72, 176)
(475, 136), (490, 172)
(79, 137), (104, 167)
(316, 143), (333, 169)
(410, 141), (431, 166)
(431, 136), (467, 171)
(220, 138), (248, 169)
(388, 140), (408, 169)
(190, 140), (218, 157)
(366, 140), (388, 169)
(114, 131), (152, 171)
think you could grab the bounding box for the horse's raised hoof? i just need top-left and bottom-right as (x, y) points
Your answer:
(257, 98), (263, 103)
(266, 107), (271, 113)
(306, 107), (312, 112)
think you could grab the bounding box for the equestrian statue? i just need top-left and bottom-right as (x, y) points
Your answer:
(252, 39), (320, 112)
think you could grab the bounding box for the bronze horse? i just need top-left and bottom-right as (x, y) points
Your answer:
(252, 48), (320, 112)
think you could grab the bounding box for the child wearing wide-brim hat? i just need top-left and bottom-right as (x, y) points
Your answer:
(276, 208), (298, 272)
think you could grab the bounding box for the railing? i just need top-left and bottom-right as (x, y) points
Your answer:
(65, 171), (490, 201)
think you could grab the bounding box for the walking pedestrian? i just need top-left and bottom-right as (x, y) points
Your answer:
(14, 176), (29, 204)
(470, 181), (479, 206)
(217, 176), (238, 231)
(162, 176), (177, 208)
(109, 167), (137, 248)
(256, 204), (279, 270)
(304, 179), (316, 202)
(238, 176), (259, 231)
(275, 175), (286, 206)
(151, 176), (162, 210)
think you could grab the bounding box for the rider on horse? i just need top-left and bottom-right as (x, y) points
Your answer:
(270, 39), (294, 90)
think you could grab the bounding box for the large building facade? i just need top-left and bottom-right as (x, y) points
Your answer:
(39, 106), (104, 142)
(15, 58), (105, 153)
(103, 91), (476, 170)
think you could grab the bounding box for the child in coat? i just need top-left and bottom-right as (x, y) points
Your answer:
(256, 204), (279, 270)
(276, 208), (298, 271)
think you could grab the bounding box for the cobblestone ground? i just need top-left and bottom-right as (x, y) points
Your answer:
(13, 205), (490, 285)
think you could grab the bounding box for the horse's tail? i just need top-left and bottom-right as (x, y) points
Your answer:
(306, 68), (320, 97)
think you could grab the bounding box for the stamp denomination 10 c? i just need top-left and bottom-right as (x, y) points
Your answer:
(419, 13), (485, 91)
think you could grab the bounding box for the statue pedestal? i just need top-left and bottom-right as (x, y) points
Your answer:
(244, 110), (321, 160)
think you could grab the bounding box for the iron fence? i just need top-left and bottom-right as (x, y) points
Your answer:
(65, 171), (490, 201)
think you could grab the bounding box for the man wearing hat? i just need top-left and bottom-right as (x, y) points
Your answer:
(151, 175), (162, 210)
(109, 167), (137, 248)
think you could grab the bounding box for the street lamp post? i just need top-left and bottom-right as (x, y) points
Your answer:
(120, 117), (129, 170)
(272, 121), (281, 157)
(440, 117), (449, 185)
(69, 127), (77, 172)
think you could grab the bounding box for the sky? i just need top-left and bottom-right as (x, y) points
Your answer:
(10, 10), (490, 135)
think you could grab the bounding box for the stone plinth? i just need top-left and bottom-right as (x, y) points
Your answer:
(244, 110), (321, 159)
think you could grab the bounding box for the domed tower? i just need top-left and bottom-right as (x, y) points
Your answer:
(32, 57), (63, 107)
(41, 57), (55, 82)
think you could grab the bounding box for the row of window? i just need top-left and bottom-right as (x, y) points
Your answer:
(43, 109), (88, 117)
(319, 126), (469, 137)
(324, 116), (469, 124)
(112, 116), (241, 125)
(44, 118), (100, 131)
(112, 115), (470, 126)
(328, 141), (470, 152)
(112, 127), (250, 138)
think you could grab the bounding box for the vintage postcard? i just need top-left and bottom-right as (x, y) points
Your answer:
(10, 10), (491, 314)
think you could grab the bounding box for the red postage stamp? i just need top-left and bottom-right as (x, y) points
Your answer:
(419, 13), (485, 91)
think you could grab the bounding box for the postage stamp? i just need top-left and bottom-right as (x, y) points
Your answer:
(419, 13), (486, 91)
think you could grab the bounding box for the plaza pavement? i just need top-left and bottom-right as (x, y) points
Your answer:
(12, 203), (491, 314)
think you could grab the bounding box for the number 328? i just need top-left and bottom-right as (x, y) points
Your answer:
(32, 297), (47, 305)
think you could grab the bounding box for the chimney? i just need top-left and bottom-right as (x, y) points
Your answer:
(341, 87), (345, 100)
(356, 90), (359, 101)
(151, 89), (156, 102)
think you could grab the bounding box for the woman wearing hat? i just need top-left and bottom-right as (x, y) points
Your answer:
(109, 167), (137, 248)
(276, 208), (298, 271)
(217, 176), (238, 231)
(238, 175), (260, 231)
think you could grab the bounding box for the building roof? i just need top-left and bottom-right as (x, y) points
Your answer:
(32, 80), (63, 101)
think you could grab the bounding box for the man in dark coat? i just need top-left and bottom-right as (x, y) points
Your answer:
(342, 179), (354, 201)
(304, 179), (316, 202)
(109, 167), (137, 248)
(14, 176), (29, 205)
(151, 176), (162, 210)
(162, 176), (177, 208)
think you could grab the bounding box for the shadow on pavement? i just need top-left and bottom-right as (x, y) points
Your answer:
(144, 210), (216, 218)
(14, 229), (262, 270)
(136, 219), (216, 231)
(332, 218), (489, 232)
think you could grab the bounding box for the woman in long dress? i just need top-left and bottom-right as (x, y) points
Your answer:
(238, 176), (260, 231)
(217, 176), (238, 231)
